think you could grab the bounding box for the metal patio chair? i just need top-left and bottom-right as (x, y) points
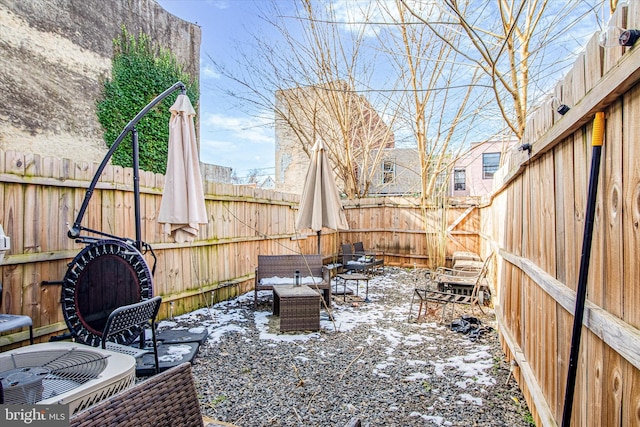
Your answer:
(353, 241), (384, 273)
(101, 296), (162, 375)
(0, 283), (34, 345)
(341, 243), (375, 274)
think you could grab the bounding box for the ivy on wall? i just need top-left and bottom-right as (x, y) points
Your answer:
(97, 27), (199, 175)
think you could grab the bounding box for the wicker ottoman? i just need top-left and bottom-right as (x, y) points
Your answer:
(273, 285), (320, 332)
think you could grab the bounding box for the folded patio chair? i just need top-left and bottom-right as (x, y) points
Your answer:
(452, 251), (481, 263)
(353, 241), (384, 272)
(341, 243), (375, 274)
(413, 255), (494, 323)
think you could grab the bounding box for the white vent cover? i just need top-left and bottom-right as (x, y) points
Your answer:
(1, 342), (136, 414)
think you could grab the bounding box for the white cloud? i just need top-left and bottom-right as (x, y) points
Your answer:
(208, 0), (230, 10)
(330, 0), (441, 38)
(200, 138), (239, 154)
(198, 113), (274, 172)
(201, 63), (220, 79)
(203, 113), (273, 144)
(331, 0), (386, 38)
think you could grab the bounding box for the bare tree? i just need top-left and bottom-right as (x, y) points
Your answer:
(374, 0), (601, 266)
(209, 0), (396, 199)
(207, 0), (601, 265)
(401, 0), (604, 140)
(385, 0), (493, 267)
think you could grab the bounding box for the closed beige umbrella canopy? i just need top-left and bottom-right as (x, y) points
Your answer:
(296, 139), (348, 253)
(158, 94), (208, 243)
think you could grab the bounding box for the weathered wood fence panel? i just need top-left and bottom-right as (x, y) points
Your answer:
(482, 4), (640, 426)
(341, 198), (479, 267)
(0, 153), (320, 346)
(0, 154), (477, 347)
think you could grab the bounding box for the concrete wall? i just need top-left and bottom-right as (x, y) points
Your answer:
(0, 0), (200, 163)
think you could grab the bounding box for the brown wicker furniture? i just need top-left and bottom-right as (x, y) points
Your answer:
(70, 362), (204, 427)
(273, 285), (321, 332)
(254, 254), (331, 308)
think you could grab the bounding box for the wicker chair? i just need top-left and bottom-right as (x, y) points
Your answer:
(70, 362), (204, 427)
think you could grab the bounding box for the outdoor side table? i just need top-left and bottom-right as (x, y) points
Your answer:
(336, 273), (370, 303)
(273, 285), (320, 332)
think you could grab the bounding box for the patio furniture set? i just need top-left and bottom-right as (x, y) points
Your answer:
(0, 80), (365, 424)
(340, 242), (384, 274)
(1, 279), (359, 426)
(254, 243), (384, 333)
(254, 254), (330, 332)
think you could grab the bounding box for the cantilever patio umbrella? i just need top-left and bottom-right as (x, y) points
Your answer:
(296, 139), (349, 254)
(158, 94), (208, 242)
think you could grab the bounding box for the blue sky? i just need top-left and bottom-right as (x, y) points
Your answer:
(156, 0), (279, 180)
(155, 0), (605, 181)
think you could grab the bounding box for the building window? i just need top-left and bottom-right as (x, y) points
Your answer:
(482, 152), (501, 179)
(454, 168), (466, 191)
(382, 160), (395, 184)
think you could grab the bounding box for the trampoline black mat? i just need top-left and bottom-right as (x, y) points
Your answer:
(156, 328), (209, 345)
(136, 342), (200, 376)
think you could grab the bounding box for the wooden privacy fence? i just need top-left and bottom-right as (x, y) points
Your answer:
(482, 4), (640, 426)
(0, 152), (317, 347)
(340, 197), (479, 267)
(0, 150), (479, 347)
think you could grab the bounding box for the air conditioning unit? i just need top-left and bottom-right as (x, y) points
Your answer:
(0, 342), (136, 415)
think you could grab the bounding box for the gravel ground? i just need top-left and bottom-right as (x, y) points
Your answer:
(159, 267), (534, 427)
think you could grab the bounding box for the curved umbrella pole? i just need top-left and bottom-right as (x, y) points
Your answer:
(68, 81), (187, 250)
